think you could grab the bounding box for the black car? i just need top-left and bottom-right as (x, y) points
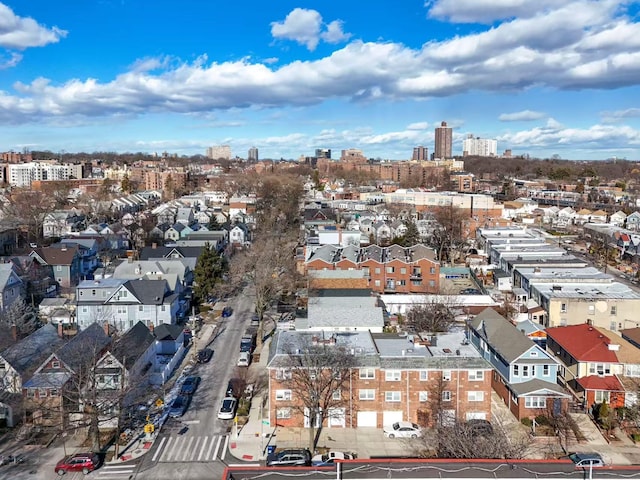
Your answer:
(226, 379), (237, 398)
(222, 306), (233, 317)
(180, 376), (201, 395)
(168, 395), (191, 418)
(197, 348), (213, 363)
(266, 449), (312, 467)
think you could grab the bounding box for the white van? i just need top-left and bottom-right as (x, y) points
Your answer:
(237, 351), (250, 367)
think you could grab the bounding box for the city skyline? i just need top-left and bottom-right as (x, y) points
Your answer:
(0, 1), (639, 160)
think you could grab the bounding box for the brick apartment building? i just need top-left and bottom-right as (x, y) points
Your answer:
(266, 330), (492, 429)
(305, 244), (440, 294)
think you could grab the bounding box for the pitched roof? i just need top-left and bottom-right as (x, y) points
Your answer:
(153, 323), (183, 341)
(468, 308), (539, 363)
(56, 322), (112, 371)
(110, 321), (154, 370)
(0, 263), (21, 290)
(122, 279), (169, 305)
(508, 379), (570, 397)
(0, 324), (64, 377)
(30, 245), (79, 265)
(577, 375), (624, 392)
(545, 324), (619, 362)
(139, 246), (204, 260)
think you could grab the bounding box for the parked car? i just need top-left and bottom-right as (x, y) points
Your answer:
(222, 306), (233, 317)
(311, 451), (356, 466)
(266, 449), (312, 467)
(197, 348), (213, 363)
(217, 397), (238, 420)
(383, 421), (423, 438)
(237, 351), (250, 367)
(568, 452), (605, 468)
(250, 313), (260, 327)
(180, 376), (201, 395)
(466, 419), (494, 437)
(0, 454), (25, 466)
(168, 395), (191, 418)
(54, 453), (101, 475)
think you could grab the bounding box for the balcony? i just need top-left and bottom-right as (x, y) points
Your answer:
(410, 273), (422, 280)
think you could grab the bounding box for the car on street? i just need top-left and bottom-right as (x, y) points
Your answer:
(311, 451), (356, 466)
(180, 376), (201, 395)
(217, 397), (237, 420)
(197, 348), (213, 363)
(266, 449), (312, 467)
(237, 351), (250, 367)
(568, 452), (605, 468)
(168, 395), (191, 418)
(383, 421), (423, 438)
(54, 452), (101, 475)
(222, 306), (233, 317)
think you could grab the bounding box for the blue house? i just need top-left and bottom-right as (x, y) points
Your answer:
(467, 308), (570, 420)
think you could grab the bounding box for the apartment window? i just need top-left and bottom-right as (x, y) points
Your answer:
(359, 389), (375, 400)
(543, 365), (550, 376)
(139, 305), (144, 312)
(275, 368), (292, 380)
(595, 391), (610, 403)
(397, 280), (406, 286)
(385, 370), (401, 381)
(386, 266), (395, 274)
(442, 391), (452, 402)
(374, 280), (381, 287)
(27, 389), (35, 398)
(38, 388), (47, 398)
(525, 396), (547, 408)
(611, 305), (617, 316)
(276, 408), (291, 419)
(419, 391), (429, 402)
(82, 306), (88, 313)
(332, 390), (341, 400)
(412, 280), (423, 286)
(588, 305), (595, 314)
(375, 268), (381, 274)
(49, 388), (59, 397)
(56, 265), (62, 271)
(560, 303), (567, 313)
(430, 267), (436, 274)
(610, 321), (617, 331)
(161, 305), (166, 312)
(117, 306), (126, 314)
(530, 351), (538, 357)
(468, 391), (485, 402)
(385, 391), (401, 402)
(400, 268), (407, 275)
(359, 368), (375, 379)
(419, 370), (429, 381)
(275, 390), (292, 401)
(51, 361), (60, 369)
(626, 364), (640, 377)
(513, 365), (519, 376)
(429, 280), (436, 287)
(468, 370), (484, 381)
(442, 370), (452, 381)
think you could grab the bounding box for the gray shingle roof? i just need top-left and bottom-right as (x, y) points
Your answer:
(123, 279), (169, 305)
(57, 322), (111, 371)
(468, 308), (538, 363)
(0, 324), (64, 377)
(153, 323), (183, 341)
(111, 321), (154, 370)
(508, 379), (570, 397)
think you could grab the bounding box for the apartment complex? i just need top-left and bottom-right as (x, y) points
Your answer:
(305, 243), (440, 294)
(6, 162), (83, 187)
(247, 147), (259, 162)
(412, 146), (428, 161)
(206, 145), (232, 160)
(462, 134), (498, 157)
(267, 330), (492, 429)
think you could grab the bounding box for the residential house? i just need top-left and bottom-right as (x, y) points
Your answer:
(175, 207), (195, 226)
(627, 211), (640, 231)
(229, 223), (250, 246)
(150, 324), (186, 385)
(3, 255), (56, 300)
(266, 329), (492, 429)
(149, 223), (171, 243)
(57, 238), (100, 278)
(75, 278), (180, 332)
(574, 208), (593, 225)
(546, 324), (640, 411)
(43, 210), (85, 238)
(467, 308), (570, 420)
(22, 323), (111, 428)
(164, 223), (188, 242)
(29, 245), (82, 289)
(94, 321), (155, 428)
(0, 324), (64, 427)
(0, 263), (23, 312)
(371, 221), (393, 244)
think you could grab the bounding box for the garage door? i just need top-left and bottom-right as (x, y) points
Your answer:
(383, 410), (403, 426)
(357, 411), (377, 427)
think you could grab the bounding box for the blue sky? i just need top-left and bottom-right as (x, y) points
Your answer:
(1, 1), (640, 160)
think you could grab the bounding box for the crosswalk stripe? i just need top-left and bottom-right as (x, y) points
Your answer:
(151, 437), (167, 462)
(198, 436), (209, 461)
(190, 437), (201, 461)
(182, 437), (195, 461)
(212, 436), (223, 461)
(206, 435), (216, 460)
(222, 436), (229, 460)
(165, 436), (178, 461)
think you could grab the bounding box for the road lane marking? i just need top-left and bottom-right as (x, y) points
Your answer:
(212, 435), (223, 460)
(151, 437), (167, 462)
(198, 436), (209, 461)
(182, 420), (201, 424)
(190, 437), (201, 461)
(206, 435), (216, 460)
(164, 436), (178, 461)
(182, 437), (195, 461)
(222, 435), (229, 460)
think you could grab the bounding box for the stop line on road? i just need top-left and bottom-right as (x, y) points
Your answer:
(96, 463), (138, 479)
(151, 434), (229, 463)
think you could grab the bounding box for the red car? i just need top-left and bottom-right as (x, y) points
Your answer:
(55, 453), (101, 475)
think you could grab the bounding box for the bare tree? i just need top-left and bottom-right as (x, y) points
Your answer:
(1, 188), (56, 245)
(0, 297), (39, 337)
(406, 292), (461, 334)
(429, 205), (470, 264)
(280, 335), (357, 451)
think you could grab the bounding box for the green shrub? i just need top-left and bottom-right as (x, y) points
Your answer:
(521, 418), (533, 427)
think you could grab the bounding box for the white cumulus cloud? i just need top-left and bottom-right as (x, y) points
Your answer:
(271, 8), (351, 51)
(499, 110), (546, 121)
(0, 2), (67, 49)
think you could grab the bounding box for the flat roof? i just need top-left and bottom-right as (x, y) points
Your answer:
(534, 281), (640, 300)
(517, 266), (612, 282)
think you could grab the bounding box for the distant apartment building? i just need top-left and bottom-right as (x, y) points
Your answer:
(434, 121), (453, 159)
(412, 146), (428, 161)
(206, 145), (232, 160)
(247, 147), (259, 162)
(315, 148), (331, 159)
(142, 168), (188, 191)
(305, 244), (440, 294)
(7, 162), (76, 187)
(462, 135), (498, 157)
(1, 151), (32, 163)
(339, 148), (367, 163)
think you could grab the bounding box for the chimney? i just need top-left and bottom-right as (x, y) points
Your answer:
(58, 322), (64, 338)
(103, 322), (111, 337)
(11, 324), (17, 341)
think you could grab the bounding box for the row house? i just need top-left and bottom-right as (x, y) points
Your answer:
(0, 263), (24, 312)
(467, 308), (570, 420)
(29, 245), (82, 289)
(266, 330), (492, 429)
(76, 277), (179, 333)
(546, 324), (640, 411)
(305, 243), (440, 294)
